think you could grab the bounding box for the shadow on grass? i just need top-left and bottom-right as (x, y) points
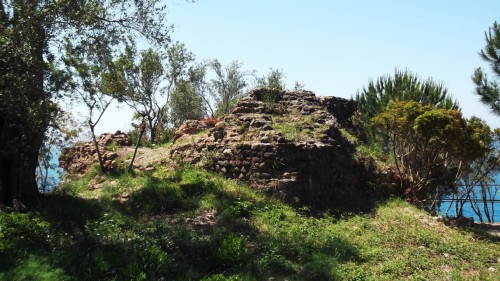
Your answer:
(111, 168), (363, 279)
(114, 172), (220, 218)
(1, 167), (365, 280)
(11, 190), (222, 280)
(36, 193), (105, 244)
(456, 223), (500, 243)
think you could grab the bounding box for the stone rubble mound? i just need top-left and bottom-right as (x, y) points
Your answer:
(59, 131), (132, 173)
(171, 88), (376, 209)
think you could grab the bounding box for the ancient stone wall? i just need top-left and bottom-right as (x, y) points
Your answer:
(59, 131), (131, 173)
(171, 88), (378, 210)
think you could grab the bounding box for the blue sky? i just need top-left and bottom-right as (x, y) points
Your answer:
(96, 0), (500, 133)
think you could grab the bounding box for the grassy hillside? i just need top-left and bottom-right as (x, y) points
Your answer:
(0, 165), (499, 280)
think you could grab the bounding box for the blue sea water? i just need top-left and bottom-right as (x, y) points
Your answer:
(38, 149), (63, 192)
(439, 185), (500, 223)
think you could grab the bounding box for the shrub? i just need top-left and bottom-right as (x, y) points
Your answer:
(372, 101), (487, 207)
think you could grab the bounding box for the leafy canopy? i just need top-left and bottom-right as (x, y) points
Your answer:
(356, 69), (459, 128)
(0, 0), (172, 203)
(255, 68), (286, 90)
(102, 41), (166, 142)
(372, 101), (486, 205)
(209, 60), (249, 115)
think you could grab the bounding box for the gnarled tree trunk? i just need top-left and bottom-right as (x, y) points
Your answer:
(0, 1), (47, 206)
(0, 116), (43, 206)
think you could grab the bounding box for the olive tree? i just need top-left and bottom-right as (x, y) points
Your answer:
(255, 68), (286, 90)
(0, 0), (171, 206)
(209, 59), (249, 115)
(170, 82), (205, 127)
(63, 40), (116, 172)
(104, 44), (165, 143)
(102, 41), (167, 172)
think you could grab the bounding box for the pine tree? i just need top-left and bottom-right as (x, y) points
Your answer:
(472, 21), (500, 115)
(355, 69), (459, 143)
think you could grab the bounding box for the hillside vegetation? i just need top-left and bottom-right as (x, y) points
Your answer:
(1, 164), (498, 280)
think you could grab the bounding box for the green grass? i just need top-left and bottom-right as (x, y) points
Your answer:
(173, 129), (210, 146)
(339, 128), (359, 145)
(272, 122), (304, 142)
(272, 112), (330, 142)
(1, 166), (498, 280)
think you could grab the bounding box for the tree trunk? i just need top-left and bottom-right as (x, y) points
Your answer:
(90, 124), (106, 173)
(0, 2), (47, 206)
(129, 122), (146, 173)
(0, 116), (41, 206)
(148, 117), (156, 144)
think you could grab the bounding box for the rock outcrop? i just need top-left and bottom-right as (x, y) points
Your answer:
(171, 88), (378, 210)
(59, 131), (132, 173)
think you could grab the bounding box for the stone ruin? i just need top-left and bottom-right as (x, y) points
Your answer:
(59, 131), (132, 174)
(58, 88), (387, 210)
(171, 88), (380, 210)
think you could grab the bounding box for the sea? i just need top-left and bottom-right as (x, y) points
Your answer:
(39, 149), (63, 192)
(439, 185), (499, 223)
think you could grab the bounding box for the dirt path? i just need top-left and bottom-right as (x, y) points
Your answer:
(117, 146), (171, 168)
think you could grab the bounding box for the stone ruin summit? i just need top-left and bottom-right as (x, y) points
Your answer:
(170, 88), (379, 210)
(59, 88), (384, 210)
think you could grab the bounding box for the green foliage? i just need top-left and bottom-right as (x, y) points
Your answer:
(259, 90), (286, 114)
(272, 113), (329, 142)
(155, 127), (176, 145)
(301, 253), (339, 281)
(355, 142), (390, 163)
(221, 198), (255, 220)
(127, 127), (151, 147)
(355, 69), (460, 144)
(160, 42), (212, 132)
(473, 21), (500, 115)
(272, 122), (302, 141)
(339, 128), (358, 145)
(170, 82), (205, 127)
(255, 68), (286, 90)
(64, 38), (118, 172)
(210, 59), (249, 115)
(356, 69), (459, 117)
(201, 273), (254, 281)
(0, 0), (68, 201)
(216, 233), (249, 267)
(372, 101), (486, 205)
(262, 92), (278, 113)
(164, 46), (216, 119)
(102, 42), (167, 144)
(0, 212), (51, 252)
(449, 118), (500, 222)
(0, 0), (172, 204)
